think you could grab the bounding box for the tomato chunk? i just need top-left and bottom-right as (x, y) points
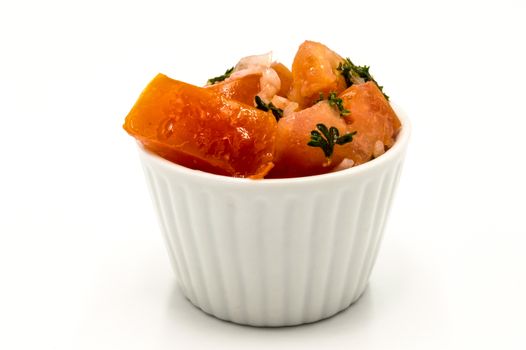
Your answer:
(288, 41), (347, 109)
(268, 101), (352, 178)
(124, 74), (277, 178)
(339, 82), (401, 164)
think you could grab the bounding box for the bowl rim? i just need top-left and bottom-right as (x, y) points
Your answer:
(137, 104), (411, 187)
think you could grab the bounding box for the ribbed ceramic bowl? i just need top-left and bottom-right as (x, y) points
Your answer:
(137, 107), (410, 327)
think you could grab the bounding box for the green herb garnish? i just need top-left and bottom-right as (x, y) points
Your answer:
(307, 123), (357, 158)
(255, 95), (283, 121)
(317, 92), (350, 116)
(337, 58), (389, 100)
(207, 67), (234, 85)
(328, 92), (349, 116)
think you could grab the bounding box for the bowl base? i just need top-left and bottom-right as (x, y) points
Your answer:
(179, 284), (369, 327)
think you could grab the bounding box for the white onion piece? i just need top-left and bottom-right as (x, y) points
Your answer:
(331, 158), (355, 172)
(258, 68), (281, 102)
(271, 95), (299, 117)
(226, 52), (281, 103)
(373, 140), (385, 158)
(234, 52), (273, 71)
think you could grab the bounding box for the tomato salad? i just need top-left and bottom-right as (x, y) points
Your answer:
(123, 40), (401, 178)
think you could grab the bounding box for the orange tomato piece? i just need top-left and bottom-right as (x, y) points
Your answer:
(271, 62), (293, 97)
(288, 41), (347, 109)
(123, 73), (277, 178)
(138, 138), (232, 176)
(207, 73), (260, 106)
(339, 81), (401, 165)
(268, 101), (352, 178)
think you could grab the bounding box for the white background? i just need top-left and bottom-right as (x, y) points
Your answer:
(1, 0), (525, 349)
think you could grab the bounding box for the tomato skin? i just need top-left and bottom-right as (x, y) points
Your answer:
(207, 73), (260, 106)
(339, 82), (401, 164)
(288, 41), (347, 109)
(124, 74), (277, 178)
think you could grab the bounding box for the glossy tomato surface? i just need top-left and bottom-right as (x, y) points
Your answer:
(124, 74), (277, 178)
(207, 73), (260, 106)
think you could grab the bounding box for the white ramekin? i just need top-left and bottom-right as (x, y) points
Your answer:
(137, 107), (410, 327)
